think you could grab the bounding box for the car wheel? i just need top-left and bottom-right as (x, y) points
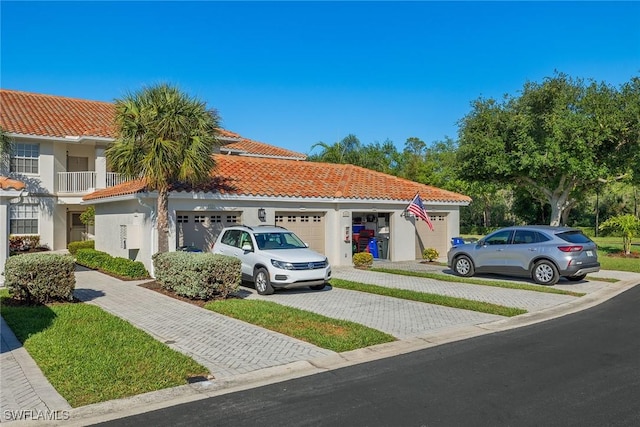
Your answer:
(453, 255), (475, 277)
(532, 260), (559, 285)
(566, 274), (587, 282)
(254, 267), (274, 295)
(309, 284), (326, 291)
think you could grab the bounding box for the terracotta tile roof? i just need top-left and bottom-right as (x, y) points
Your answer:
(0, 89), (306, 158)
(0, 176), (26, 191)
(222, 138), (306, 160)
(84, 155), (471, 204)
(1, 89), (116, 138)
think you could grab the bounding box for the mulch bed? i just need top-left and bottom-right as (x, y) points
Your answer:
(606, 251), (639, 259)
(138, 281), (222, 307)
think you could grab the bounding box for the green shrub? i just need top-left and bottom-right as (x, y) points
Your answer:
(67, 240), (95, 255)
(353, 252), (374, 269)
(152, 252), (241, 299)
(422, 248), (440, 262)
(9, 235), (41, 251)
(4, 253), (75, 303)
(76, 249), (149, 279)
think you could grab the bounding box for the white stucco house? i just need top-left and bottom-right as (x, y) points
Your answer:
(1, 89), (472, 277)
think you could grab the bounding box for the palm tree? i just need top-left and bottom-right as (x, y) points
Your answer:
(106, 84), (220, 253)
(0, 126), (13, 173)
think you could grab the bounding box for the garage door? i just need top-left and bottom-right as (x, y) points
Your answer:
(415, 213), (448, 259)
(176, 211), (241, 252)
(275, 212), (326, 255)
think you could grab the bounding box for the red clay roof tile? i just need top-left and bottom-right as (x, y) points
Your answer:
(0, 89), (306, 158)
(0, 176), (26, 191)
(84, 155), (471, 203)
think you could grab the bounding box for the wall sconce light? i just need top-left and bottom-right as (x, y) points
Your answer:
(258, 208), (266, 222)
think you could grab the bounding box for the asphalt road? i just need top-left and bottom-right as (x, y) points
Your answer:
(97, 285), (640, 427)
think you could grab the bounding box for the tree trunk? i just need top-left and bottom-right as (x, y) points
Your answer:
(156, 188), (169, 253)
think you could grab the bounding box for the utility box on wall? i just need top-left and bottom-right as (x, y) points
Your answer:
(120, 224), (143, 249)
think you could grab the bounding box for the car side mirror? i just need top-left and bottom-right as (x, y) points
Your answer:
(242, 244), (253, 252)
(304, 242), (309, 248)
(478, 240), (486, 246)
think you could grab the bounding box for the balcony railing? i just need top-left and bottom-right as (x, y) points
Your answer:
(58, 172), (124, 193)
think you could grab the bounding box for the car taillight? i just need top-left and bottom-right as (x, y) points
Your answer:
(558, 245), (583, 252)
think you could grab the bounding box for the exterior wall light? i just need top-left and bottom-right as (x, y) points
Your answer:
(258, 208), (266, 222)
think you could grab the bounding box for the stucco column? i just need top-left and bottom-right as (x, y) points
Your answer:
(95, 147), (107, 189)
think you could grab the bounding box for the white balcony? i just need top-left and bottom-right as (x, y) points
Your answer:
(58, 172), (125, 193)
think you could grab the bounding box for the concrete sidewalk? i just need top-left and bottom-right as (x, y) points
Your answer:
(1, 263), (638, 425)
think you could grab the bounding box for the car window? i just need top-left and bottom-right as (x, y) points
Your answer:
(535, 232), (551, 242)
(513, 230), (536, 244)
(485, 230), (512, 245)
(221, 230), (242, 248)
(557, 231), (592, 244)
(240, 231), (253, 249)
(258, 232), (307, 249)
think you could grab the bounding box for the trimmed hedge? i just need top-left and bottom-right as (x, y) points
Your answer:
(76, 249), (149, 279)
(353, 252), (374, 268)
(67, 240), (95, 255)
(5, 253), (75, 303)
(152, 252), (241, 300)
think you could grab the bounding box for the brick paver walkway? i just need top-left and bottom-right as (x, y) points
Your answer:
(72, 269), (334, 379)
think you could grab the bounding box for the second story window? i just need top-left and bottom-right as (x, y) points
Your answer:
(10, 143), (39, 174)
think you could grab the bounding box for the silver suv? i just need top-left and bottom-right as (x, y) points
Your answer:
(447, 226), (600, 285)
(212, 225), (331, 295)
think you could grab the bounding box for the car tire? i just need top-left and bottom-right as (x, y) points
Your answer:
(453, 255), (475, 277)
(532, 260), (559, 285)
(566, 274), (587, 282)
(254, 267), (274, 295)
(309, 284), (326, 291)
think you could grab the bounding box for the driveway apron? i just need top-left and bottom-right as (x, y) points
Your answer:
(245, 287), (503, 340)
(332, 267), (578, 312)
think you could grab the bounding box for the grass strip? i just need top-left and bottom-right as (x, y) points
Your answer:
(0, 290), (207, 407)
(205, 299), (395, 352)
(331, 278), (527, 317)
(371, 267), (586, 297)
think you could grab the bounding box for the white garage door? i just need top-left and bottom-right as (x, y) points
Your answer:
(176, 211), (241, 252)
(275, 212), (326, 255)
(415, 213), (448, 259)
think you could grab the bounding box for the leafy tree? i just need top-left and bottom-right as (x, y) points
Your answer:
(457, 73), (638, 226)
(599, 214), (640, 255)
(80, 206), (95, 226)
(106, 84), (220, 253)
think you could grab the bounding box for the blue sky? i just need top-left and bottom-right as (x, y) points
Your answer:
(2, 1), (638, 155)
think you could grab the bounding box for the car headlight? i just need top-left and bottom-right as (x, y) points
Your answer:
(271, 259), (294, 270)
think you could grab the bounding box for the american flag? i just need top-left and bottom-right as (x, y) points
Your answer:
(407, 193), (434, 231)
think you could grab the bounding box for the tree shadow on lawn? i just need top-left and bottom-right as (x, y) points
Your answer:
(0, 298), (56, 354)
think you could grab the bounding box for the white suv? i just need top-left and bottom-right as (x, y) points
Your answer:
(212, 225), (331, 295)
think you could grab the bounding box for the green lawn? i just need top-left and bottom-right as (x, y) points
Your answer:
(592, 236), (640, 273)
(0, 290), (208, 407)
(331, 278), (528, 316)
(205, 299), (395, 352)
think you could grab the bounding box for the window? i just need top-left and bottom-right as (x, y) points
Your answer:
(177, 215), (189, 223)
(10, 143), (39, 174)
(226, 215), (238, 223)
(194, 215), (205, 223)
(9, 204), (39, 234)
(485, 230), (512, 245)
(211, 215), (221, 223)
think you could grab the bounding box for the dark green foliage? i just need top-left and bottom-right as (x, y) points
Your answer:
(67, 240), (95, 255)
(5, 253), (75, 303)
(76, 249), (149, 279)
(152, 251), (240, 299)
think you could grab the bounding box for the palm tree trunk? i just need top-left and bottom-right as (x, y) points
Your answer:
(156, 188), (170, 253)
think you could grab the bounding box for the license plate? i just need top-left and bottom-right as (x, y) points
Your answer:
(586, 250), (593, 257)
